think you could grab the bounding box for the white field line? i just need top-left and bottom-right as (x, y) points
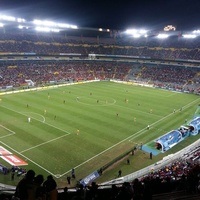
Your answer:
(1, 105), (72, 153)
(114, 104), (163, 118)
(60, 97), (200, 177)
(0, 140), (53, 175)
(1, 105), (72, 136)
(0, 124), (15, 138)
(20, 133), (71, 153)
(0, 97), (199, 177)
(21, 112), (45, 123)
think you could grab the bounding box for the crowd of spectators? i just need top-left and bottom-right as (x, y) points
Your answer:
(1, 28), (200, 199)
(0, 60), (132, 87)
(1, 145), (200, 200)
(0, 29), (199, 91)
(1, 29), (200, 60)
(1, 60), (200, 93)
(134, 64), (200, 92)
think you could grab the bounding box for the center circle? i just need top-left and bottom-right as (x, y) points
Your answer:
(77, 96), (116, 106)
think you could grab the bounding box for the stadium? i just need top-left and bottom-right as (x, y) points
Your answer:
(0, 13), (200, 200)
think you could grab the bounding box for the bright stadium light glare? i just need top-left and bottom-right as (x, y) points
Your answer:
(33, 20), (77, 29)
(193, 30), (200, 34)
(35, 26), (51, 32)
(17, 18), (25, 23)
(0, 15), (15, 22)
(18, 25), (23, 29)
(126, 29), (137, 34)
(139, 29), (147, 34)
(157, 34), (169, 39)
(57, 23), (78, 29)
(57, 23), (70, 28)
(0, 23), (4, 27)
(35, 26), (60, 32)
(126, 29), (148, 37)
(33, 19), (56, 27)
(107, 29), (110, 32)
(133, 33), (141, 38)
(51, 28), (60, 32)
(33, 19), (43, 25)
(70, 25), (78, 29)
(43, 20), (57, 27)
(183, 34), (197, 38)
(99, 28), (103, 31)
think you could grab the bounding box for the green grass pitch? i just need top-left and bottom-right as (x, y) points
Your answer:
(0, 81), (199, 187)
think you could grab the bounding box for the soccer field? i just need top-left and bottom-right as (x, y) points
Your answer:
(0, 81), (199, 187)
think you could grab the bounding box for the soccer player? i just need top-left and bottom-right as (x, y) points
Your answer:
(76, 129), (80, 135)
(147, 125), (150, 130)
(28, 117), (31, 123)
(134, 117), (136, 122)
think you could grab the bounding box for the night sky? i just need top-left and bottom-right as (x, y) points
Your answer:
(1, 0), (200, 31)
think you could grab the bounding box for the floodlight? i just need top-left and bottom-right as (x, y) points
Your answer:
(157, 34), (169, 38)
(0, 15), (15, 22)
(35, 26), (60, 32)
(139, 29), (147, 34)
(133, 34), (141, 38)
(51, 28), (60, 32)
(57, 23), (78, 29)
(17, 18), (25, 23)
(126, 29), (137, 34)
(57, 23), (70, 28)
(193, 30), (200, 34)
(126, 29), (148, 37)
(183, 34), (197, 38)
(33, 19), (55, 26)
(43, 20), (56, 27)
(0, 23), (4, 27)
(99, 28), (103, 31)
(70, 25), (78, 29)
(107, 29), (110, 32)
(18, 25), (23, 29)
(35, 26), (51, 32)
(33, 19), (43, 25)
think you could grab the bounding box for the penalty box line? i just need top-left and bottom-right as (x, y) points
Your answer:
(0, 124), (15, 139)
(1, 105), (73, 152)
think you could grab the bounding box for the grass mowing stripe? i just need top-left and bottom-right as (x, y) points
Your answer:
(0, 81), (199, 186)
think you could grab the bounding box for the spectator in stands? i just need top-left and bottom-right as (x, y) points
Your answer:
(14, 169), (35, 200)
(30, 174), (46, 200)
(43, 175), (57, 200)
(132, 178), (143, 200)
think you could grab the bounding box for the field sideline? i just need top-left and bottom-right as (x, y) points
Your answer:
(0, 81), (200, 187)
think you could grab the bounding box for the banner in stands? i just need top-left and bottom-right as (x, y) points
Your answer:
(79, 171), (100, 186)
